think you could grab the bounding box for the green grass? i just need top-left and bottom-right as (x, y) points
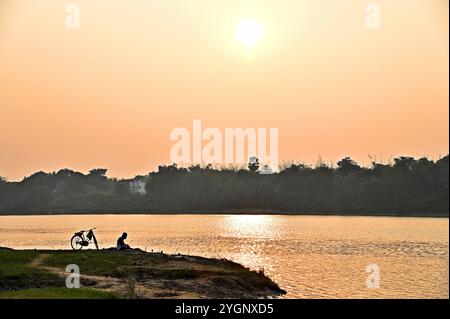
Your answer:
(42, 250), (169, 278)
(0, 248), (122, 299)
(0, 248), (61, 290)
(0, 248), (286, 298)
(0, 288), (119, 299)
(0, 248), (39, 264)
(42, 250), (246, 281)
(42, 250), (136, 277)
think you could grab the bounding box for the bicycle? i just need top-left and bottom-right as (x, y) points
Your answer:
(70, 228), (99, 250)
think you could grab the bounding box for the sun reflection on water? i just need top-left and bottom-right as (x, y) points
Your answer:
(222, 215), (278, 238)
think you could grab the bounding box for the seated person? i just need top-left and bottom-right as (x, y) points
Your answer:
(117, 232), (131, 251)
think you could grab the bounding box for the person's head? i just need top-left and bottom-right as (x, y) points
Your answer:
(122, 232), (128, 239)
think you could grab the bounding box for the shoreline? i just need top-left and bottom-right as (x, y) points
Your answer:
(0, 247), (286, 299)
(0, 209), (448, 218)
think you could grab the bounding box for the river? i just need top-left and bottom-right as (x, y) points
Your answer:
(0, 214), (448, 298)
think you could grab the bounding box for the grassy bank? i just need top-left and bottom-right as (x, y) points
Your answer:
(0, 247), (286, 299)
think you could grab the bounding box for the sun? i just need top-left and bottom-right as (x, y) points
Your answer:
(235, 19), (264, 49)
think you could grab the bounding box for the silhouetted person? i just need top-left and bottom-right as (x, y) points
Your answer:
(117, 232), (130, 251)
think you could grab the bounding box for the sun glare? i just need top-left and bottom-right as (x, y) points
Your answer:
(235, 18), (264, 49)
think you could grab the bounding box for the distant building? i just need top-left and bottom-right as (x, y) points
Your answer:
(129, 178), (146, 195)
(259, 165), (274, 175)
(248, 156), (260, 172)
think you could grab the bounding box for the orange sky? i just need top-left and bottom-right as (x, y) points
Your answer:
(0, 0), (448, 181)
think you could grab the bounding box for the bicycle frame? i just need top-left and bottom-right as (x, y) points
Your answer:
(71, 228), (98, 250)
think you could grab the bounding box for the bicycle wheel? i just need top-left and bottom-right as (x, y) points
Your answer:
(71, 235), (84, 250)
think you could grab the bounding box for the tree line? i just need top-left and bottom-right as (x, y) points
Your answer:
(0, 155), (448, 216)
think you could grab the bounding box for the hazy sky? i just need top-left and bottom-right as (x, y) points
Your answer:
(0, 0), (448, 181)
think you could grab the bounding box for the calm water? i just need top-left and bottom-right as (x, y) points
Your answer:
(0, 214), (448, 298)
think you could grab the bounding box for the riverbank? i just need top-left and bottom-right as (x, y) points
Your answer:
(0, 247), (286, 299)
(0, 209), (448, 218)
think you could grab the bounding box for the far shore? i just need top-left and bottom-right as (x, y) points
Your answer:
(0, 209), (448, 218)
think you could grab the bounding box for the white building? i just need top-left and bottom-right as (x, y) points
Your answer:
(259, 165), (274, 175)
(129, 179), (146, 195)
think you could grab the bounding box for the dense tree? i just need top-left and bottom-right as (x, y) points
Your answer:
(0, 156), (448, 215)
(336, 157), (361, 172)
(88, 168), (108, 178)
